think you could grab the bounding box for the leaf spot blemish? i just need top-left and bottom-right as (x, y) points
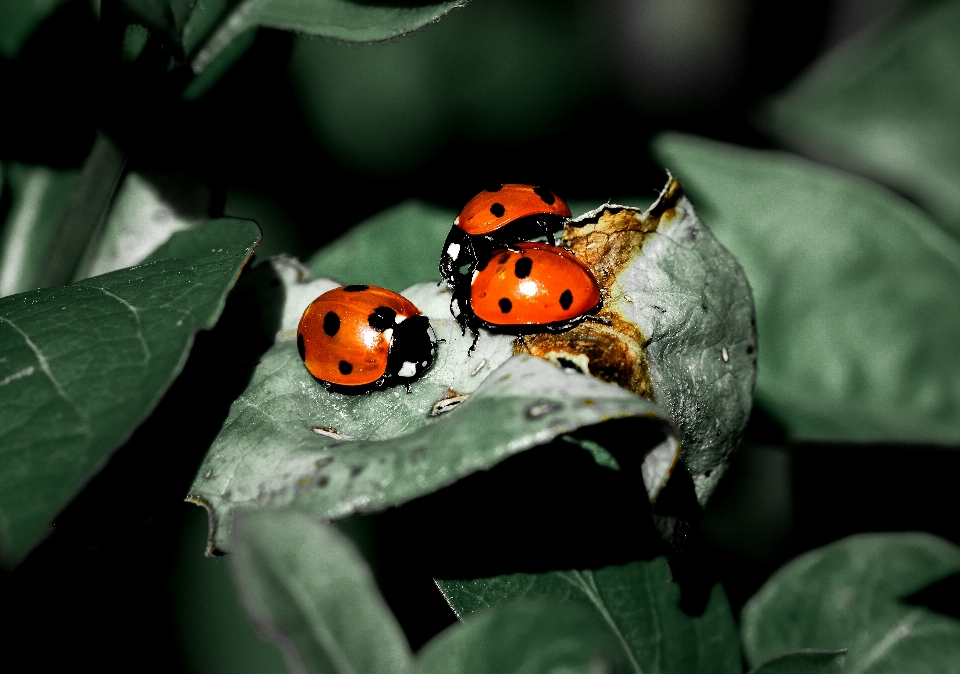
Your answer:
(350, 465), (365, 478)
(526, 400), (562, 419)
(316, 456), (334, 468)
(721, 346), (729, 362)
(317, 475), (329, 487)
(430, 393), (470, 416)
(312, 427), (351, 441)
(204, 469), (212, 479)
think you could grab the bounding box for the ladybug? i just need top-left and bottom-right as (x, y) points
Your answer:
(439, 184), (572, 301)
(297, 285), (437, 392)
(452, 242), (603, 347)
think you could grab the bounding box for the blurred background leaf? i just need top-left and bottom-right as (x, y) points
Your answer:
(0, 0), (70, 58)
(747, 649), (847, 674)
(741, 533), (960, 672)
(762, 0), (960, 238)
(0, 163), (78, 296)
(654, 133), (960, 445)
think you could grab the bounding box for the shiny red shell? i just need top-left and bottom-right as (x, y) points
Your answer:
(297, 285), (422, 387)
(470, 243), (601, 327)
(455, 184), (572, 236)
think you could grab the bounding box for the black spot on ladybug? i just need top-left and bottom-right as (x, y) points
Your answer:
(533, 186), (556, 205)
(486, 184), (503, 193)
(559, 290), (573, 310)
(498, 298), (513, 313)
(514, 257), (533, 278)
(297, 333), (306, 361)
(344, 284), (369, 292)
(323, 311), (340, 336)
(368, 306), (397, 331)
(490, 202), (506, 218)
(339, 360), (353, 374)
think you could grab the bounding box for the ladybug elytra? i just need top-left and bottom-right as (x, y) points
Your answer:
(452, 242), (603, 345)
(439, 184), (572, 323)
(297, 285), (437, 391)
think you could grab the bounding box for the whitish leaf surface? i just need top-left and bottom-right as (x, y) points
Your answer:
(188, 257), (680, 554)
(742, 533), (960, 672)
(654, 133), (960, 444)
(191, 0), (468, 74)
(76, 171), (209, 279)
(231, 510), (413, 674)
(417, 600), (627, 674)
(436, 556), (741, 674)
(0, 164), (78, 297)
(0, 219), (260, 566)
(747, 650), (846, 674)
(762, 0), (960, 236)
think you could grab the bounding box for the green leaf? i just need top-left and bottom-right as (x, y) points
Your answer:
(417, 600), (628, 674)
(74, 171), (209, 280)
(0, 219), (260, 566)
(230, 509), (414, 674)
(190, 0), (468, 74)
(36, 133), (127, 289)
(187, 256), (681, 554)
(747, 650), (846, 674)
(653, 133), (960, 444)
(0, 164), (78, 297)
(761, 0), (960, 237)
(741, 533), (960, 672)
(306, 200), (455, 292)
(436, 557), (741, 674)
(0, 0), (70, 58)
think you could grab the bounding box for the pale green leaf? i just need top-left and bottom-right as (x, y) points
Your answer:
(653, 133), (960, 443)
(231, 510), (414, 674)
(187, 257), (680, 554)
(742, 533), (960, 673)
(762, 0), (960, 236)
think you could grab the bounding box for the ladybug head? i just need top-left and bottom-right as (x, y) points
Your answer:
(386, 315), (437, 383)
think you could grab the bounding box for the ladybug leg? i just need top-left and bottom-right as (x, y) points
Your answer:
(583, 314), (612, 326)
(467, 330), (481, 356)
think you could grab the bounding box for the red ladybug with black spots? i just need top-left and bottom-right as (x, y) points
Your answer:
(451, 242), (604, 350)
(439, 184), (572, 306)
(297, 285), (437, 392)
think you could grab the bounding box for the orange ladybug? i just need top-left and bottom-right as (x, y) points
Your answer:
(297, 285), (437, 391)
(451, 242), (602, 346)
(439, 185), (572, 323)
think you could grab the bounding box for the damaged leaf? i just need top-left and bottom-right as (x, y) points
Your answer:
(654, 133), (960, 444)
(0, 219), (260, 566)
(741, 533), (960, 672)
(518, 176), (757, 504)
(436, 556), (742, 674)
(187, 256), (680, 554)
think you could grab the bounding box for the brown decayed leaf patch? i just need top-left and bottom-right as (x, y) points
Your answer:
(515, 177), (684, 401)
